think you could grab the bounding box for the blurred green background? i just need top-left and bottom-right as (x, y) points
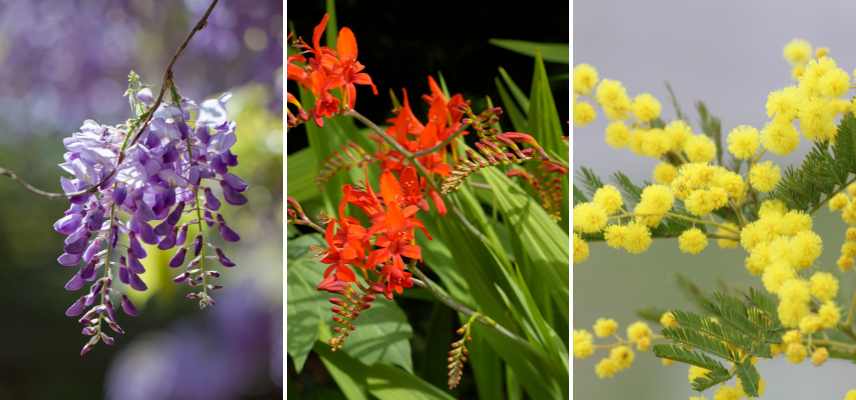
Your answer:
(0, 1), (282, 398)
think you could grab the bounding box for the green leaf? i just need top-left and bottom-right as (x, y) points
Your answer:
(286, 235), (327, 372)
(489, 39), (569, 64)
(287, 148), (321, 202)
(653, 344), (729, 373)
(339, 299), (414, 372)
(528, 51), (567, 162)
(495, 76), (529, 132)
(315, 341), (371, 400)
(497, 67), (530, 115)
(735, 359), (761, 397)
(366, 364), (455, 400)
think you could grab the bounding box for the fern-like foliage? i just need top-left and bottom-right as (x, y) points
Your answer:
(652, 289), (782, 397)
(771, 113), (856, 211)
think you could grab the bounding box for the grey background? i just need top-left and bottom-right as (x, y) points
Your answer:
(574, 0), (856, 398)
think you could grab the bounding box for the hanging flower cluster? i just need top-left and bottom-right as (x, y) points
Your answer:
(54, 83), (246, 356)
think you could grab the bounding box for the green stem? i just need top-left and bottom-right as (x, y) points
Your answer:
(409, 263), (529, 347)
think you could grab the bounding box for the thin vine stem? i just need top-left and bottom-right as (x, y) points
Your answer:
(0, 0), (219, 199)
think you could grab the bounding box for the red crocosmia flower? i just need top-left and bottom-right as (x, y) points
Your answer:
(399, 167), (428, 210)
(335, 27), (378, 109)
(287, 13), (377, 126)
(377, 257), (414, 299)
(319, 220), (361, 285)
(343, 184), (385, 221)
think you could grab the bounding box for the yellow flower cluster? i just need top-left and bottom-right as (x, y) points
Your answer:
(827, 185), (856, 271)
(573, 39), (856, 393)
(761, 39), (853, 157)
(574, 319), (655, 379)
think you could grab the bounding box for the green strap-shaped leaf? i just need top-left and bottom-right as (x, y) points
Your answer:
(287, 148), (320, 202)
(489, 39), (569, 64)
(286, 235), (327, 372)
(366, 364), (455, 400)
(528, 52), (568, 162)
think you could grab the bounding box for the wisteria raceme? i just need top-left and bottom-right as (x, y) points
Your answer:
(54, 81), (247, 356)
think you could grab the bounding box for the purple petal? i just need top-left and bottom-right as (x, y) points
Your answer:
(169, 248), (186, 268)
(220, 183), (247, 205)
(128, 232), (147, 258)
(166, 202), (185, 226)
(204, 187), (221, 211)
(64, 273), (85, 291)
(120, 295), (138, 317)
(222, 173), (247, 192)
(58, 252), (82, 267)
(65, 298), (85, 317)
(192, 235), (203, 256)
(128, 273), (148, 291)
(176, 224), (189, 246)
(215, 248), (236, 267)
(127, 254), (146, 274)
(53, 214), (82, 235)
(218, 222), (240, 242)
(118, 267), (130, 285)
(82, 238), (103, 263)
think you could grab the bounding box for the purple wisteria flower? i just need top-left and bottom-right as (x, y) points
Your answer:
(53, 82), (248, 356)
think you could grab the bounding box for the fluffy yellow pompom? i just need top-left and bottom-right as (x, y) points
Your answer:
(819, 301), (841, 328)
(596, 79), (631, 120)
(727, 125), (760, 159)
(830, 193), (850, 211)
(761, 119), (800, 155)
(573, 330), (594, 359)
(593, 318), (618, 337)
(634, 184), (674, 227)
(811, 347), (829, 366)
(573, 233), (589, 264)
(789, 231), (823, 269)
(573, 202), (608, 233)
(762, 261), (796, 294)
(785, 342), (808, 363)
(574, 100), (597, 127)
(678, 228), (708, 254)
(683, 135), (717, 162)
(605, 121), (631, 148)
(713, 386), (742, 400)
(609, 345), (635, 369)
(659, 311), (678, 328)
(749, 161), (781, 193)
(622, 223), (652, 254)
(665, 120), (692, 151)
(653, 162), (678, 184)
(783, 38), (812, 64)
(626, 321), (652, 350)
(594, 357), (620, 379)
(810, 272), (839, 302)
(766, 87), (799, 120)
(593, 185), (624, 215)
(820, 67), (851, 97)
(573, 63), (599, 96)
(631, 93), (661, 122)
(847, 390), (856, 400)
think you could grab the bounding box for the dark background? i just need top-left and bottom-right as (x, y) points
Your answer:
(287, 0), (569, 154)
(287, 1), (568, 398)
